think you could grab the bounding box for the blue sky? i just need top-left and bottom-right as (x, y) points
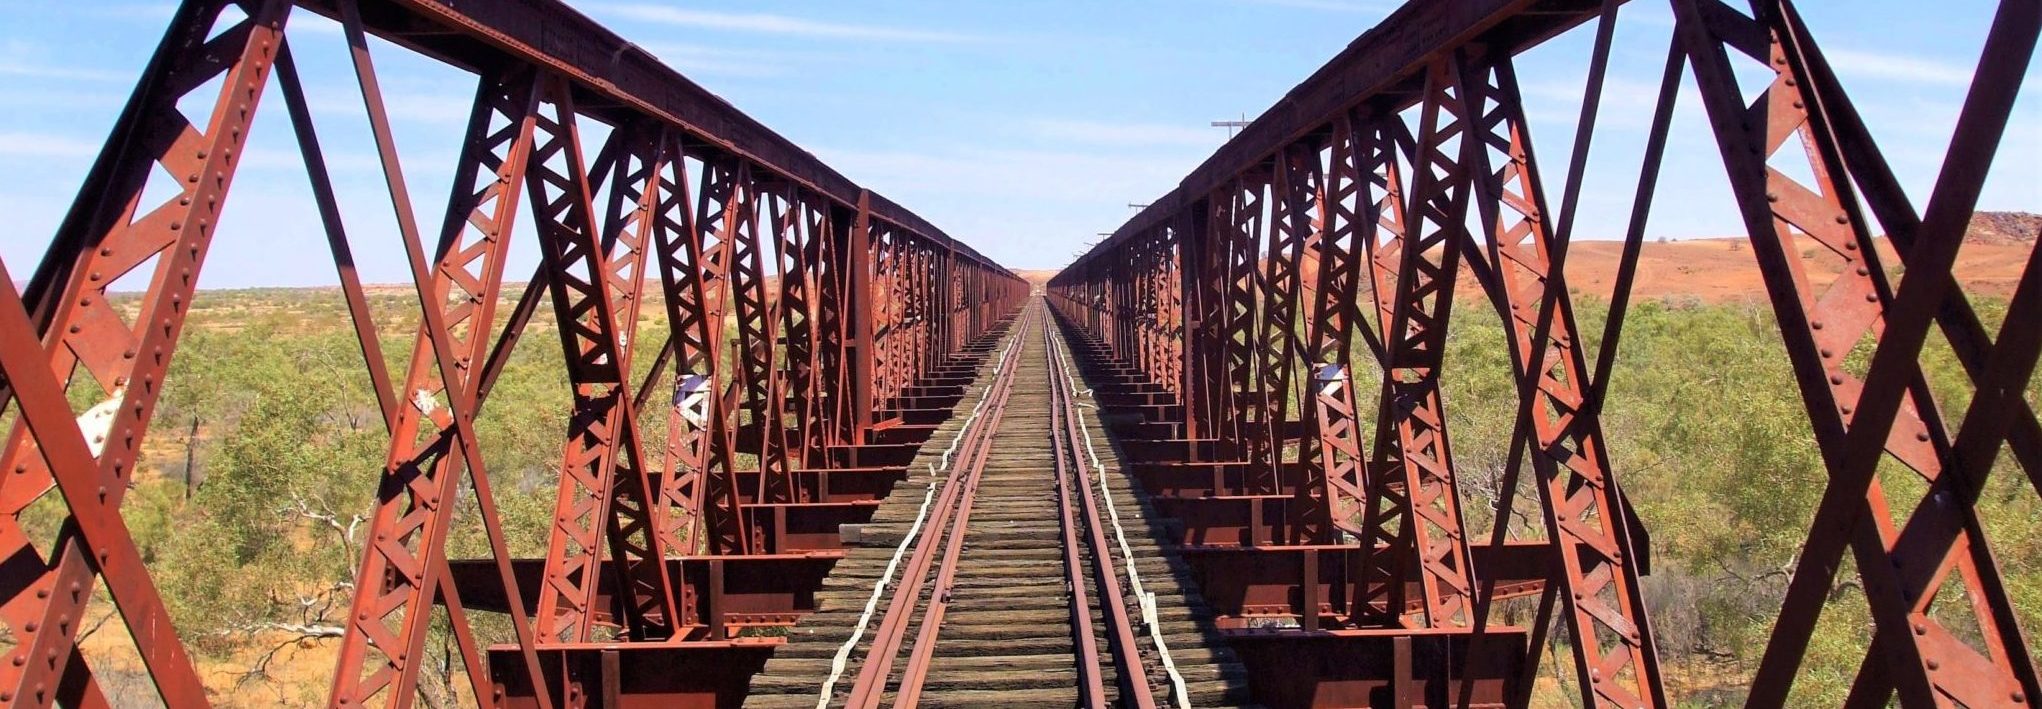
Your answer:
(0, 1), (2035, 288)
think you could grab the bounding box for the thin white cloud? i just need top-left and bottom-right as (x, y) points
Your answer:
(1231, 0), (1391, 14)
(68, 3), (176, 23)
(814, 144), (1194, 215)
(239, 145), (401, 174)
(587, 4), (985, 44)
(814, 143), (1193, 268)
(285, 17), (346, 37)
(638, 43), (795, 79)
(0, 132), (100, 158)
(1619, 5), (1677, 28)
(0, 38), (128, 82)
(1028, 118), (1223, 149)
(1823, 47), (1973, 87)
(0, 61), (128, 83)
(305, 88), (474, 126)
(0, 86), (124, 110)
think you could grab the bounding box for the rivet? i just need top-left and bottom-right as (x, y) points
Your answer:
(1926, 659), (1940, 670)
(1916, 431), (1930, 442)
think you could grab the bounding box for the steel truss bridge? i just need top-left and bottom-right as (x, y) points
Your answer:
(0, 0), (2033, 707)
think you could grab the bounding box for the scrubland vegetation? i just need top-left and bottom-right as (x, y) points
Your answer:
(4, 285), (2034, 707)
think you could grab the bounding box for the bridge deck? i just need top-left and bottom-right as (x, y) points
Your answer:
(745, 301), (1254, 707)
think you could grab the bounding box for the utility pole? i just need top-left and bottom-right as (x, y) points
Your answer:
(1211, 112), (1251, 138)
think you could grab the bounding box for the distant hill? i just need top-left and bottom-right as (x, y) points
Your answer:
(1021, 211), (2037, 305)
(1560, 210), (2036, 304)
(1014, 269), (1058, 287)
(1967, 210), (2042, 246)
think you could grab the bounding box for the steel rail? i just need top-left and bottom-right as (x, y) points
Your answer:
(893, 301), (1061, 706)
(1048, 310), (1195, 708)
(815, 313), (1027, 706)
(1040, 309), (1112, 708)
(843, 305), (1036, 708)
(1045, 304), (1162, 709)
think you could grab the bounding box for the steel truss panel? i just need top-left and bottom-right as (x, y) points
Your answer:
(1050, 1), (2035, 707)
(1677, 1), (2041, 706)
(0, 1), (1025, 707)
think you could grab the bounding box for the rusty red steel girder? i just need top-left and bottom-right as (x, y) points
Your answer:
(0, 0), (1023, 707)
(1050, 0), (2037, 707)
(0, 0), (2035, 706)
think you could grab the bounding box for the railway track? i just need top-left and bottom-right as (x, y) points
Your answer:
(747, 299), (1251, 707)
(842, 299), (1160, 707)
